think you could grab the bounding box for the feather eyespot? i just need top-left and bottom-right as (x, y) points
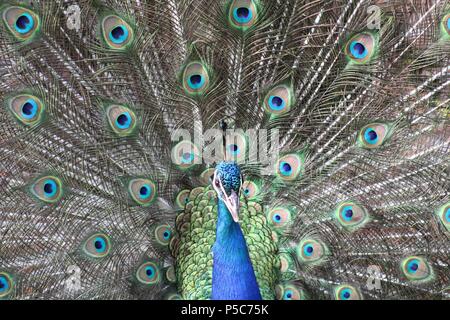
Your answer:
(345, 33), (376, 63)
(241, 180), (260, 199)
(435, 202), (450, 232)
(172, 140), (201, 170)
(276, 283), (305, 300)
(335, 202), (369, 231)
(335, 285), (361, 300)
(264, 85), (294, 115)
(175, 189), (191, 208)
(200, 168), (215, 186)
(136, 262), (160, 285)
(101, 15), (134, 49)
(0, 272), (14, 298)
(228, 0), (259, 30)
(182, 62), (210, 96)
(357, 123), (392, 149)
(31, 176), (62, 203)
(83, 233), (111, 258)
(225, 133), (247, 163)
(128, 178), (157, 206)
(267, 207), (292, 229)
(401, 256), (433, 282)
(154, 224), (172, 246)
(106, 105), (137, 136)
(2, 6), (39, 41)
(296, 238), (327, 265)
(8, 94), (45, 126)
(275, 153), (304, 181)
(442, 13), (450, 36)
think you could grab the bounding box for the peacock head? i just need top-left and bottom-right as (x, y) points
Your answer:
(211, 161), (243, 223)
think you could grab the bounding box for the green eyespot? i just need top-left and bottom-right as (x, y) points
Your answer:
(106, 104), (137, 137)
(267, 207), (293, 230)
(101, 15), (134, 49)
(345, 32), (377, 64)
(2, 6), (40, 41)
(31, 176), (63, 203)
(182, 61), (210, 96)
(175, 189), (191, 208)
(264, 84), (294, 116)
(136, 261), (161, 285)
(435, 202), (450, 232)
(225, 132), (247, 164)
(7, 94), (45, 126)
(128, 178), (157, 206)
(227, 0), (259, 31)
(334, 284), (362, 300)
(401, 256), (433, 282)
(296, 238), (328, 265)
(276, 283), (305, 300)
(171, 140), (201, 170)
(275, 152), (305, 182)
(441, 13), (450, 37)
(241, 180), (261, 199)
(357, 122), (393, 149)
(83, 233), (111, 259)
(334, 201), (370, 231)
(153, 224), (173, 246)
(0, 272), (14, 299)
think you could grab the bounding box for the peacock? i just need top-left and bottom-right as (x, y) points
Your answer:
(0, 0), (449, 301)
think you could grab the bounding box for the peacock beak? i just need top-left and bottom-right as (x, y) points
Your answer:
(224, 189), (240, 223)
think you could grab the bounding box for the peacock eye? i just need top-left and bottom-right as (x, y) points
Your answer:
(136, 262), (160, 285)
(267, 207), (292, 229)
(345, 33), (376, 63)
(200, 168), (215, 186)
(172, 140), (201, 170)
(182, 62), (210, 96)
(8, 94), (45, 126)
(0, 272), (14, 298)
(228, 0), (259, 30)
(241, 180), (260, 199)
(225, 133), (247, 163)
(175, 189), (191, 208)
(264, 84), (294, 116)
(358, 123), (391, 149)
(401, 256), (432, 281)
(101, 15), (134, 49)
(106, 105), (137, 136)
(296, 238), (328, 265)
(335, 202), (369, 231)
(128, 178), (157, 206)
(335, 285), (361, 300)
(2, 6), (40, 41)
(83, 233), (111, 258)
(31, 176), (63, 203)
(443, 13), (450, 36)
(154, 224), (172, 246)
(275, 153), (304, 181)
(435, 202), (450, 232)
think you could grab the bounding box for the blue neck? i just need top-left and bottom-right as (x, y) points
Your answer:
(211, 198), (262, 300)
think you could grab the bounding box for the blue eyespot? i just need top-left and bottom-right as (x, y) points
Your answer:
(94, 237), (107, 253)
(115, 112), (132, 129)
(342, 206), (354, 221)
(163, 230), (171, 241)
(340, 288), (352, 300)
(364, 128), (378, 144)
(0, 275), (10, 294)
(228, 144), (240, 155)
(139, 184), (152, 200)
(233, 7), (253, 24)
(268, 96), (286, 111)
(109, 25), (129, 44)
(303, 244), (314, 256)
(43, 179), (57, 197)
(279, 161), (292, 176)
(187, 74), (205, 90)
(283, 290), (293, 300)
(273, 214), (281, 222)
(15, 13), (34, 34)
(445, 208), (450, 223)
(349, 41), (367, 59)
(407, 259), (419, 274)
(244, 188), (250, 195)
(21, 99), (38, 119)
(447, 17), (450, 30)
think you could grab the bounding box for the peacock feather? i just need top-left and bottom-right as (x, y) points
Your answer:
(0, 0), (449, 300)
